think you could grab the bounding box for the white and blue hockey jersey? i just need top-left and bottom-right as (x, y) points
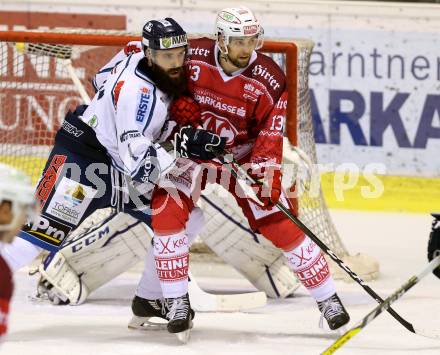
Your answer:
(81, 51), (175, 184)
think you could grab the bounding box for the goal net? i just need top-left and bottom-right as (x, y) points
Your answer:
(0, 30), (379, 283)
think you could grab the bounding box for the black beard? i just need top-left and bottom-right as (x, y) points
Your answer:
(139, 58), (188, 98)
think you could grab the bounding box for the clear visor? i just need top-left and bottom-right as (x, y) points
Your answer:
(223, 29), (264, 52)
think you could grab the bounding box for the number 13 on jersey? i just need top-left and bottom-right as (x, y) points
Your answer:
(270, 115), (284, 131)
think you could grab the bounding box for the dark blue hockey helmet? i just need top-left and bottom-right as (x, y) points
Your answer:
(142, 18), (188, 51)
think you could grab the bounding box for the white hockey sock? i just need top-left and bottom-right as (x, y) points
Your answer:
(0, 237), (42, 272)
(153, 231), (189, 299)
(136, 247), (163, 300)
(136, 207), (203, 300)
(283, 236), (336, 302)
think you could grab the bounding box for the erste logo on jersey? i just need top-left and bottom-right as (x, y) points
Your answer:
(202, 111), (238, 146)
(252, 65), (281, 90)
(136, 87), (151, 123)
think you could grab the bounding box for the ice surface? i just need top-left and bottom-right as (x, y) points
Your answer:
(2, 210), (440, 355)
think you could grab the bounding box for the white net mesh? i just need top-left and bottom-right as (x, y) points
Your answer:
(0, 30), (378, 281)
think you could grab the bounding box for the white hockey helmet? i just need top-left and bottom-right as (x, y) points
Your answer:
(215, 6), (264, 52)
(0, 163), (36, 232)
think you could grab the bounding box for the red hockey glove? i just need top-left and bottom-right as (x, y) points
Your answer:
(169, 96), (201, 127)
(249, 165), (282, 209)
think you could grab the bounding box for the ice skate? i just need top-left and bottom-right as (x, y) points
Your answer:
(318, 293), (350, 330)
(166, 293), (194, 343)
(128, 295), (169, 330)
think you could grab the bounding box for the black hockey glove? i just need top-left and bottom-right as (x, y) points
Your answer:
(427, 213), (440, 279)
(174, 126), (226, 160)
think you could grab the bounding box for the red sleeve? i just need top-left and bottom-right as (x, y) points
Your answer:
(250, 90), (287, 170)
(0, 298), (9, 339)
(247, 53), (287, 170)
(0, 256), (13, 339)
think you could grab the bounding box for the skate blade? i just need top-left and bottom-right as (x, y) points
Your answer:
(174, 320), (193, 344)
(128, 316), (168, 331)
(175, 329), (191, 344)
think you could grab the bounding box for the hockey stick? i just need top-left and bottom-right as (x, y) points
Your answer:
(211, 149), (429, 337)
(188, 271), (267, 312)
(322, 255), (440, 355)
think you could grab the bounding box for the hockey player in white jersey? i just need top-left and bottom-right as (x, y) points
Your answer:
(0, 18), (223, 334)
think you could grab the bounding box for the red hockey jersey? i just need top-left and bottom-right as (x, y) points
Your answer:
(0, 253), (13, 342)
(187, 38), (287, 169)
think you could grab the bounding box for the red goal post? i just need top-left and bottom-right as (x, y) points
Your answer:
(0, 30), (379, 282)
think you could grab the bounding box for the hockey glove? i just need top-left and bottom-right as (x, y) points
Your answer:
(169, 96), (201, 127)
(428, 213), (440, 279)
(174, 126), (226, 160)
(249, 165), (282, 209)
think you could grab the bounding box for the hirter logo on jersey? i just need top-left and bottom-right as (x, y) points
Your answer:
(252, 65), (281, 90)
(202, 111), (238, 146)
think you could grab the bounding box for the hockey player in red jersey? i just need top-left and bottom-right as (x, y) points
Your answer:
(0, 164), (36, 344)
(150, 6), (350, 338)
